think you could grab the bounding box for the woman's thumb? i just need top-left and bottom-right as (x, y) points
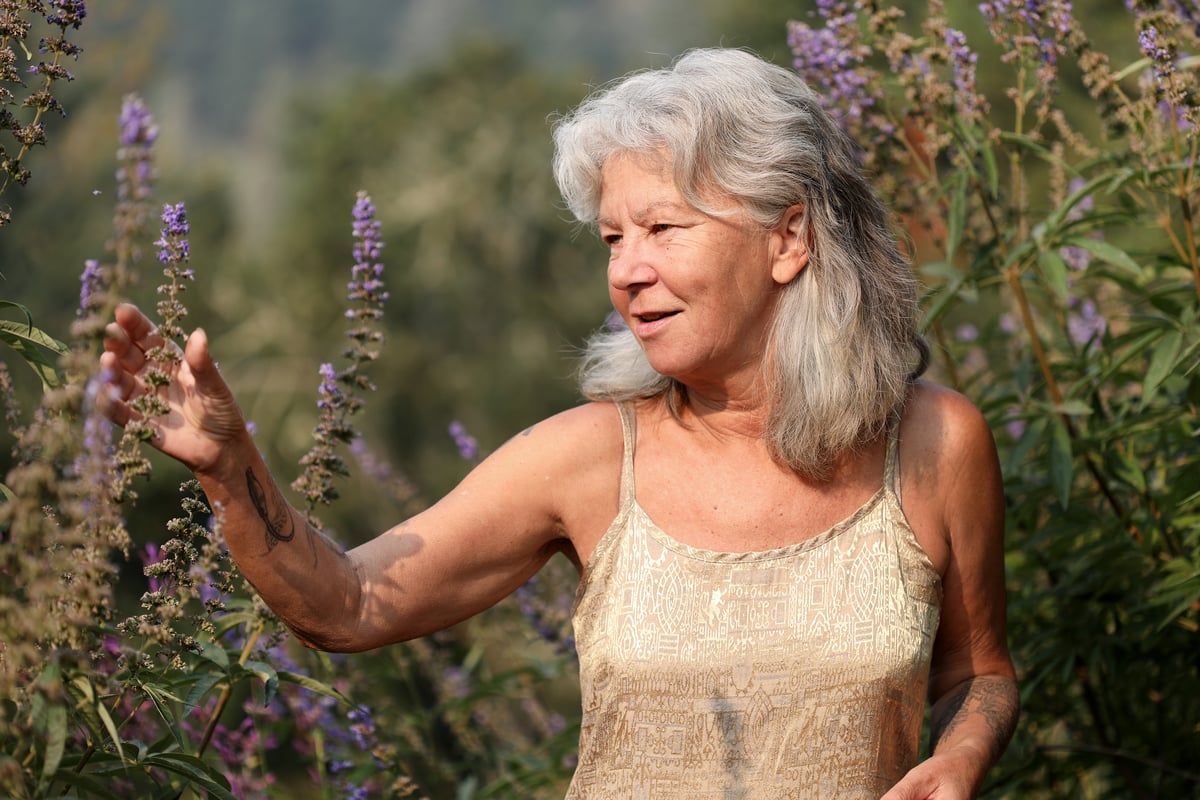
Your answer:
(184, 328), (220, 386)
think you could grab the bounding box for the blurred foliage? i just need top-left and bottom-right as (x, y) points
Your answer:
(787, 1), (1200, 796)
(2, 0), (1198, 797)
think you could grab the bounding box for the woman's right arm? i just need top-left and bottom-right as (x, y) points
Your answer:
(100, 304), (600, 652)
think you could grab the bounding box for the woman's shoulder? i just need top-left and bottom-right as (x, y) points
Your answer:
(485, 400), (626, 487)
(902, 379), (996, 454)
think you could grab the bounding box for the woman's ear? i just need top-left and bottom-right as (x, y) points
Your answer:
(770, 204), (809, 285)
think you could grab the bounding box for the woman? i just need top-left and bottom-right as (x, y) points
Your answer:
(101, 48), (1017, 799)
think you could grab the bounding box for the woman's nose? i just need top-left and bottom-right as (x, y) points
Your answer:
(607, 241), (657, 291)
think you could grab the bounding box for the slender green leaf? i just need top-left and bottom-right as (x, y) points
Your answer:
(277, 669), (351, 702)
(93, 693), (129, 765)
(1048, 419), (1073, 509)
(38, 704), (68, 788)
(182, 671), (224, 710)
(195, 639), (231, 670)
(1143, 329), (1183, 404)
(47, 766), (125, 799)
(946, 171), (967, 261)
(1037, 249), (1070, 304)
(239, 659), (280, 706)
(139, 753), (235, 800)
(1064, 236), (1144, 278)
(0, 299), (35, 326)
(0, 319), (67, 390)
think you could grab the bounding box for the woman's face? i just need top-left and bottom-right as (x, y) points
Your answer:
(598, 153), (803, 398)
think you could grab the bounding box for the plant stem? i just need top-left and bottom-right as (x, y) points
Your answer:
(194, 622), (264, 759)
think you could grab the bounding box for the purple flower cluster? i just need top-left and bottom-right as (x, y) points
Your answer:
(978, 0), (1074, 66)
(154, 202), (190, 266)
(945, 28), (985, 121)
(118, 94), (158, 148)
(515, 579), (576, 655)
(347, 191), (388, 322)
(1139, 26), (1177, 87)
(44, 0), (86, 30)
(317, 362), (341, 409)
(448, 420), (479, 462)
(788, 11), (878, 126)
(1067, 298), (1106, 349)
(78, 257), (102, 313)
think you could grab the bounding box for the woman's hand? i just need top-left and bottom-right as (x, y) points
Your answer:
(100, 303), (247, 475)
(880, 750), (977, 800)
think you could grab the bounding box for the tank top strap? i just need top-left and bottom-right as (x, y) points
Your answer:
(615, 401), (638, 512)
(883, 408), (904, 503)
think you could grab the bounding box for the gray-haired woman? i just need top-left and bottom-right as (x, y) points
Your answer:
(102, 47), (1017, 799)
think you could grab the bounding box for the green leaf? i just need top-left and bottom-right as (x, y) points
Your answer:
(1110, 448), (1147, 493)
(182, 672), (224, 710)
(47, 766), (125, 799)
(195, 639), (231, 670)
(980, 137), (999, 198)
(1037, 250), (1070, 305)
(94, 692), (128, 765)
(946, 172), (967, 261)
(1052, 399), (1092, 417)
(0, 482), (13, 502)
(1143, 329), (1183, 404)
(239, 659), (280, 706)
(1048, 419), (1073, 510)
(0, 318), (67, 391)
(277, 669), (351, 702)
(1063, 236), (1144, 278)
(38, 704), (68, 788)
(139, 753), (235, 800)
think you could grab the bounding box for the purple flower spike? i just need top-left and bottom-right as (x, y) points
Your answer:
(448, 420), (479, 462)
(78, 258), (102, 313)
(154, 202), (189, 265)
(118, 95), (158, 147)
(347, 191), (389, 316)
(45, 0), (87, 30)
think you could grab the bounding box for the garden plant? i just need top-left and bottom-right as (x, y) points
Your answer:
(1, 0), (1198, 798)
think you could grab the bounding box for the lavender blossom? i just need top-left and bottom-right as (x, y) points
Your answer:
(1139, 26), (1177, 89)
(151, 202), (194, 345)
(1067, 298), (1106, 349)
(118, 94), (158, 148)
(347, 191), (388, 323)
(945, 28), (985, 121)
(788, 19), (877, 126)
(78, 257), (102, 313)
(449, 420), (479, 462)
(978, 0), (1073, 67)
(44, 0), (86, 30)
(154, 202), (190, 265)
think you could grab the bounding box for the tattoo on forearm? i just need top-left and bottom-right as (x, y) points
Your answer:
(246, 468), (295, 551)
(930, 674), (1020, 760)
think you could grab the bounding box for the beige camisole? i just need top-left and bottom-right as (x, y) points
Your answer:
(566, 402), (943, 799)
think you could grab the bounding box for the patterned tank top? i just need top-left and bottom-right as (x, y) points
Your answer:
(566, 402), (943, 799)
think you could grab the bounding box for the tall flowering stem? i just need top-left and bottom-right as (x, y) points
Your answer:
(0, 0), (86, 224)
(293, 191), (388, 518)
(112, 202), (190, 503)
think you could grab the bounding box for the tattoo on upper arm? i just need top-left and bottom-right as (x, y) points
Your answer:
(930, 674), (1020, 758)
(246, 468), (295, 551)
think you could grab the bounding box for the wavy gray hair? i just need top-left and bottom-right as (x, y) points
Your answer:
(552, 48), (927, 479)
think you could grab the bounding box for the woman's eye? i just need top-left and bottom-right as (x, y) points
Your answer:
(602, 234), (622, 247)
(649, 223), (672, 234)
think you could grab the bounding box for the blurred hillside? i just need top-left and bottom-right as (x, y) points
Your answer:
(0, 0), (1139, 538)
(0, 0), (797, 540)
